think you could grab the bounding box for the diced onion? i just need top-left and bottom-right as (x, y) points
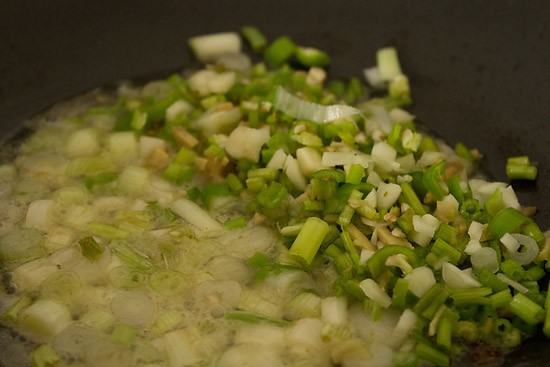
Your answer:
(376, 182), (402, 209)
(274, 87), (362, 123)
(224, 125), (270, 163)
(321, 297), (348, 325)
(403, 267), (436, 297)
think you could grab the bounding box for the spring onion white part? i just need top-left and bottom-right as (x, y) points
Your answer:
(501, 233), (539, 265)
(188, 32), (242, 62)
(1, 29), (549, 367)
(274, 86), (362, 123)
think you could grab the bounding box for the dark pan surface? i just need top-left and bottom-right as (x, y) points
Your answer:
(1, 1), (550, 366)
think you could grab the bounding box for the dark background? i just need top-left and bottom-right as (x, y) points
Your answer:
(0, 1), (549, 365)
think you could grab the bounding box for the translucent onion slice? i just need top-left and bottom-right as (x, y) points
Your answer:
(274, 87), (363, 123)
(502, 233), (539, 265)
(470, 247), (499, 274)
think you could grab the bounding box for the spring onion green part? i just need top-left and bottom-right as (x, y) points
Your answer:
(288, 217), (329, 264)
(506, 156), (538, 180)
(241, 26), (268, 51)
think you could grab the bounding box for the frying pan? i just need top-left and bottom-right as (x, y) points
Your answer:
(1, 0), (549, 366)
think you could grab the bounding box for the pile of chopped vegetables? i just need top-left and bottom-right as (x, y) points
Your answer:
(0, 27), (548, 367)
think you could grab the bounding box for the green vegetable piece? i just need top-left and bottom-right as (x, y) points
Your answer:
(30, 344), (60, 367)
(446, 175), (465, 204)
(449, 287), (493, 307)
(500, 259), (526, 281)
(477, 267), (508, 293)
(264, 36), (296, 67)
(200, 183), (233, 210)
(506, 156), (538, 180)
(289, 217), (330, 265)
(225, 310), (289, 326)
(257, 181), (288, 209)
(398, 182), (426, 216)
(436, 308), (459, 350)
(224, 216), (248, 229)
(415, 342), (449, 367)
(78, 236), (104, 261)
(112, 324), (137, 346)
(366, 245), (418, 278)
(241, 26), (268, 51)
(487, 207), (531, 239)
(430, 238), (461, 265)
(423, 161), (448, 200)
(484, 188), (504, 218)
(509, 293), (544, 325)
(345, 164), (364, 184)
(295, 46), (331, 68)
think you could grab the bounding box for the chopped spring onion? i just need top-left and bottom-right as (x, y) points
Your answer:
(500, 233), (539, 265)
(506, 155), (538, 180)
(78, 236), (104, 261)
(295, 47), (331, 67)
(241, 26), (268, 51)
(376, 47), (403, 81)
(274, 87), (363, 123)
(288, 217), (329, 265)
(263, 36), (296, 66)
(188, 32), (242, 62)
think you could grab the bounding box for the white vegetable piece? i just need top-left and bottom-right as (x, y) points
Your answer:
(164, 329), (200, 367)
(274, 86), (362, 124)
(403, 267), (436, 297)
(165, 99), (193, 123)
(266, 148), (288, 170)
(171, 198), (223, 232)
(389, 309), (418, 348)
(363, 66), (384, 88)
(321, 296), (348, 325)
(371, 141), (397, 164)
(468, 221), (485, 241)
(188, 70), (236, 96)
(20, 299), (72, 341)
(359, 279), (392, 308)
(188, 32), (241, 62)
(296, 147), (323, 177)
(224, 125), (270, 163)
(217, 343), (284, 367)
(284, 155), (307, 191)
(471, 247), (500, 274)
(107, 131), (138, 160)
(442, 263), (481, 289)
(410, 214), (440, 246)
(117, 166), (150, 195)
(434, 194), (459, 223)
(138, 135), (166, 159)
(196, 103), (242, 134)
(286, 318), (324, 350)
(376, 182), (402, 209)
(25, 199), (55, 231)
(66, 128), (99, 157)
